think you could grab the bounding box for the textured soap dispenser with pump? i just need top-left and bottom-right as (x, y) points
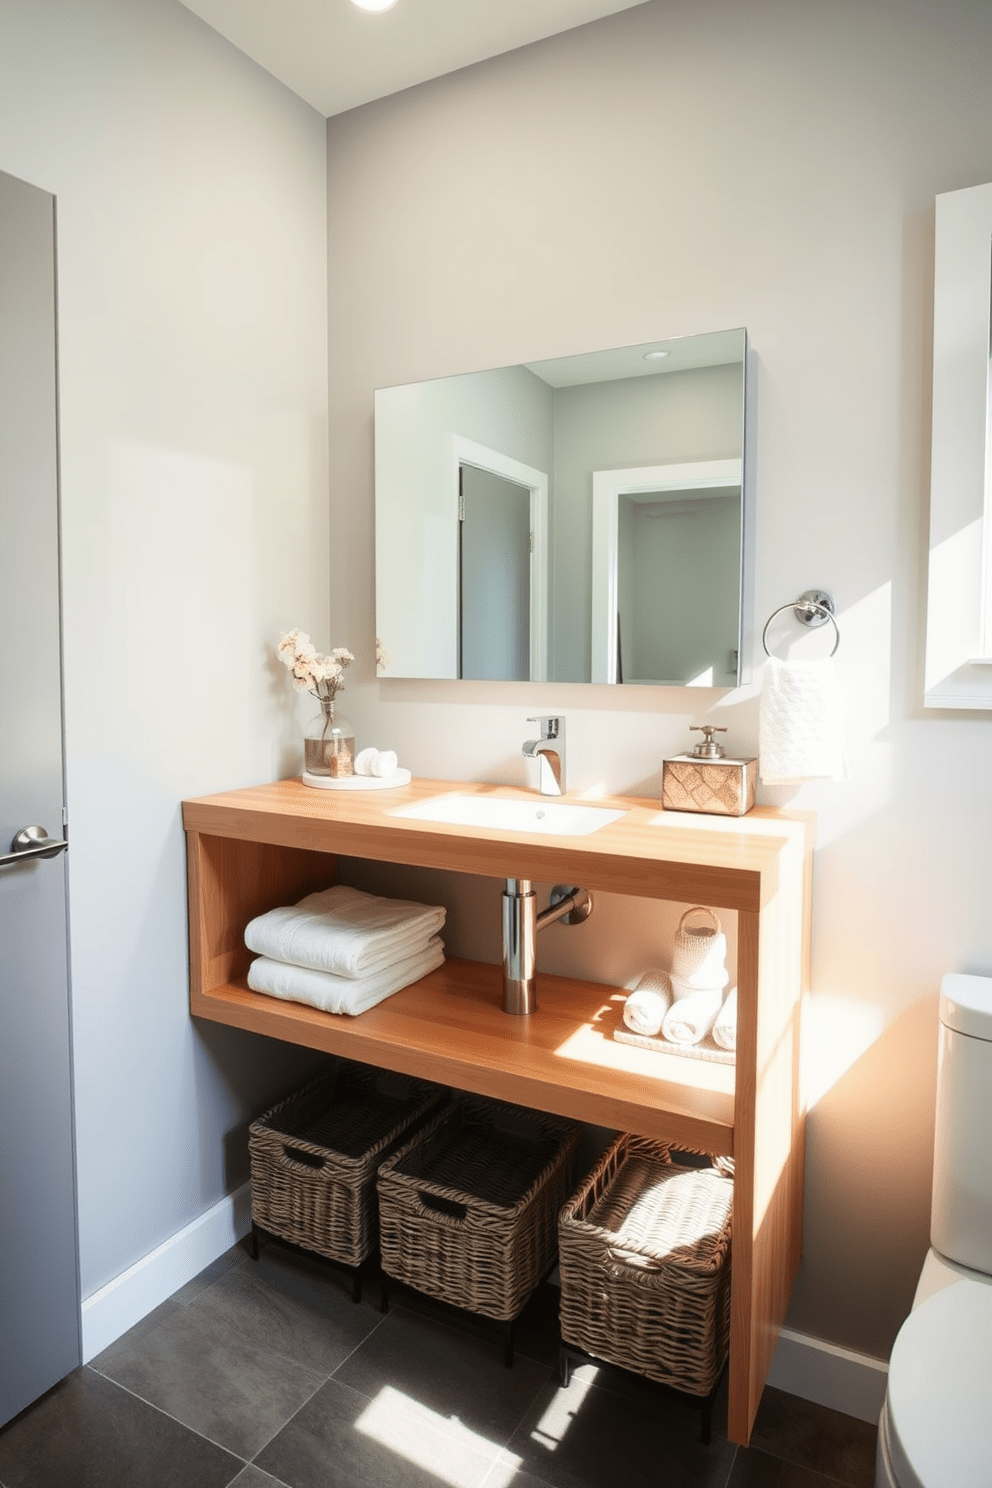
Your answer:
(662, 725), (756, 817)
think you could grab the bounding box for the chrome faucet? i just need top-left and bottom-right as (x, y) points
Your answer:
(522, 715), (565, 796)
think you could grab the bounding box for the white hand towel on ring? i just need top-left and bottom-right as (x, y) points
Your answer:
(622, 970), (673, 1037)
(758, 656), (849, 783)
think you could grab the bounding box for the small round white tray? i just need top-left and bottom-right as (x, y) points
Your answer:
(302, 768), (412, 791)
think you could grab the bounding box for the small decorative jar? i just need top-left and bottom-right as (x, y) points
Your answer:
(304, 699), (355, 778)
(662, 726), (756, 817)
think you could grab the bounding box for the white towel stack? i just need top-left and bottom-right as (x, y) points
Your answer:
(244, 884), (446, 1016)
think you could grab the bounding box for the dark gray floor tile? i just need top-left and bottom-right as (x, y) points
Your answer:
(333, 1302), (553, 1447)
(229, 1465), (293, 1488)
(503, 1372), (736, 1488)
(385, 1277), (562, 1369)
(92, 1293), (325, 1459)
(558, 1345), (730, 1438)
(170, 1241), (252, 1305)
(256, 1375), (500, 1488)
(193, 1243), (384, 1376)
(746, 1389), (877, 1488)
(480, 1466), (557, 1488)
(0, 1367), (242, 1488)
(728, 1444), (854, 1486)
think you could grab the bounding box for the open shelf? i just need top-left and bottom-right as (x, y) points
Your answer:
(193, 959), (736, 1156)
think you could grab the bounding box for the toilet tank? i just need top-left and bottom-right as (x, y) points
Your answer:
(931, 973), (992, 1275)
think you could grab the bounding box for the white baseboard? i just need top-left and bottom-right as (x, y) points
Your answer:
(767, 1326), (888, 1424)
(80, 1182), (252, 1362)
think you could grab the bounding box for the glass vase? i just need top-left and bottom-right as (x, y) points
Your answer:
(304, 698), (355, 778)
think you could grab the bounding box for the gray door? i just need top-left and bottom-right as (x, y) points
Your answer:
(0, 168), (80, 1426)
(458, 463), (531, 681)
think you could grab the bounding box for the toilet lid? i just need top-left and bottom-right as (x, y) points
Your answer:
(886, 1280), (992, 1488)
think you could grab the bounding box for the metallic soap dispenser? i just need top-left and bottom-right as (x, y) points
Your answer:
(662, 726), (756, 817)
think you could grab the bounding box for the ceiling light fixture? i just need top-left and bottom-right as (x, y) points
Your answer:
(349, 0), (399, 11)
(643, 349), (671, 361)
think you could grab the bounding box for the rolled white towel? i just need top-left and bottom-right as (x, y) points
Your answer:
(372, 749), (398, 778)
(662, 987), (723, 1046)
(245, 884), (446, 980)
(247, 935), (445, 1016)
(622, 970), (673, 1037)
(354, 747), (379, 776)
(712, 988), (738, 1052)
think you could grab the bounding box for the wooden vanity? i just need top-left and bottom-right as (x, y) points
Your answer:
(182, 775), (813, 1447)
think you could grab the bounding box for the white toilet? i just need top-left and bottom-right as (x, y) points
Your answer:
(876, 973), (992, 1487)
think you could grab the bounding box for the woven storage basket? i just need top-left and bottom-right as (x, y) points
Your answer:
(376, 1095), (581, 1321)
(249, 1062), (446, 1268)
(558, 1133), (734, 1397)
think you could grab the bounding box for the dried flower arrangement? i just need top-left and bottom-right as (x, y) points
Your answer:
(277, 630), (354, 703)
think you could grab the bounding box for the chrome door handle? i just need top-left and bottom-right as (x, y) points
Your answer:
(0, 824), (68, 868)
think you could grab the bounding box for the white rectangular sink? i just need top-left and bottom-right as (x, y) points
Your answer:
(391, 792), (626, 837)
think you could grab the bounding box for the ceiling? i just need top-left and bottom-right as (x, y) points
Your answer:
(177, 0), (652, 118)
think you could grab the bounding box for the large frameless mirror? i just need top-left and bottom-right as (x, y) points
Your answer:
(374, 327), (749, 687)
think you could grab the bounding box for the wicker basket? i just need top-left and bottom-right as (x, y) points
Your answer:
(249, 1062), (446, 1267)
(376, 1095), (581, 1321)
(558, 1134), (734, 1397)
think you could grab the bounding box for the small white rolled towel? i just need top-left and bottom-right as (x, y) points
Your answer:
(244, 884), (446, 980)
(712, 988), (738, 1052)
(355, 747), (401, 779)
(622, 970), (673, 1037)
(354, 747), (379, 776)
(662, 987), (723, 1046)
(759, 656), (849, 783)
(247, 936), (445, 1016)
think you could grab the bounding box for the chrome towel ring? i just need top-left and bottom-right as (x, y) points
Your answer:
(762, 589), (840, 658)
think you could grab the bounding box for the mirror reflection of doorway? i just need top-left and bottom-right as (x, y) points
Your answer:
(617, 489), (741, 685)
(458, 464), (531, 680)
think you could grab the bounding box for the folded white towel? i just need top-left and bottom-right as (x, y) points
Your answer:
(712, 988), (738, 1052)
(622, 970), (673, 1036)
(247, 936), (445, 1015)
(662, 987), (723, 1046)
(244, 884), (446, 980)
(759, 656), (849, 783)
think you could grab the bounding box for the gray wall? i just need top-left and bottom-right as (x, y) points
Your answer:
(0, 0), (330, 1301)
(327, 0), (992, 1361)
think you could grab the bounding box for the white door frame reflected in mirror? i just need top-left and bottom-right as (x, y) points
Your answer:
(591, 458), (743, 685)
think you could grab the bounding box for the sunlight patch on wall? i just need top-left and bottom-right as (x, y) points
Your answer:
(801, 992), (885, 1110)
(354, 1385), (522, 1487)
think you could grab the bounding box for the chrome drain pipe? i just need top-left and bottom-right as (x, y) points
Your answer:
(501, 880), (592, 1015)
